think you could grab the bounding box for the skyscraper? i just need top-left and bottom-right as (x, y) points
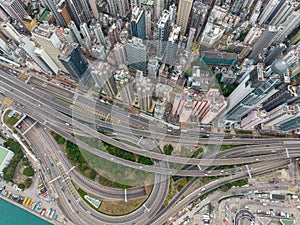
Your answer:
(94, 23), (107, 48)
(0, 0), (30, 27)
(116, 0), (129, 18)
(257, 0), (280, 25)
(136, 72), (153, 111)
(165, 25), (180, 67)
(186, 27), (196, 51)
(41, 0), (67, 27)
(189, 1), (207, 40)
(113, 43), (127, 66)
(108, 23), (120, 47)
(155, 10), (170, 60)
(271, 9), (300, 44)
(155, 0), (164, 20)
(226, 60), (290, 121)
(88, 0), (99, 19)
(92, 62), (118, 97)
(130, 7), (146, 40)
(176, 0), (193, 36)
(58, 42), (89, 82)
(114, 70), (135, 104)
(125, 37), (147, 73)
(32, 25), (68, 74)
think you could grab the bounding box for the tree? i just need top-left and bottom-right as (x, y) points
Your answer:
(89, 169), (97, 180)
(18, 183), (25, 190)
(163, 144), (173, 155)
(23, 166), (34, 177)
(24, 178), (32, 188)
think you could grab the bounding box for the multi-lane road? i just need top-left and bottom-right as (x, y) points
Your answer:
(1, 68), (300, 224)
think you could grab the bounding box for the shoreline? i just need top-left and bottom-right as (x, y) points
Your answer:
(0, 194), (56, 224)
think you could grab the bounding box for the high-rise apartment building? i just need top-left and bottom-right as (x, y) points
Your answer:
(165, 25), (180, 67)
(114, 70), (135, 104)
(176, 0), (193, 36)
(155, 10), (170, 60)
(136, 72), (153, 111)
(113, 43), (127, 66)
(257, 0), (280, 25)
(94, 23), (107, 48)
(155, 0), (164, 20)
(92, 62), (118, 97)
(186, 27), (196, 51)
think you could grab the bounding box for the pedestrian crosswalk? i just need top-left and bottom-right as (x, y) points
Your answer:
(70, 102), (120, 125)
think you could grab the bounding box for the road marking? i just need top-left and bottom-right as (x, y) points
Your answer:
(143, 204), (150, 212)
(22, 121), (37, 135)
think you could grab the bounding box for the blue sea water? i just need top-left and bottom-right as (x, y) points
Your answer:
(0, 198), (52, 225)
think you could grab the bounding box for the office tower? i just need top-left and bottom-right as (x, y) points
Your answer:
(130, 0), (140, 10)
(269, 0), (295, 26)
(32, 25), (68, 74)
(108, 23), (120, 47)
(0, 22), (21, 44)
(250, 0), (262, 25)
(80, 23), (91, 42)
(0, 0), (30, 27)
(165, 25), (180, 67)
(57, 0), (71, 25)
(113, 43), (127, 66)
(136, 73), (153, 111)
(130, 7), (146, 40)
(248, 26), (278, 63)
(92, 62), (118, 97)
(68, 0), (92, 24)
(34, 47), (59, 74)
(263, 104), (298, 130)
(264, 45), (286, 67)
(114, 70), (135, 104)
(94, 23), (107, 49)
(258, 0), (280, 25)
(200, 23), (225, 48)
(68, 21), (82, 43)
(271, 10), (300, 44)
(125, 37), (147, 73)
(176, 0), (193, 36)
(262, 85), (296, 112)
(19, 36), (52, 74)
(186, 27), (196, 51)
(155, 0), (164, 20)
(145, 10), (152, 38)
(41, 0), (67, 27)
(58, 42), (89, 82)
(226, 60), (290, 121)
(169, 4), (176, 22)
(88, 0), (99, 19)
(147, 58), (160, 79)
(277, 108), (300, 132)
(155, 10), (170, 60)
